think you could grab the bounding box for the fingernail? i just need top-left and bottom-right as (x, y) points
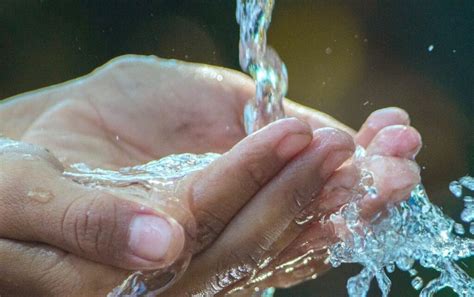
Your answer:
(128, 215), (176, 262)
(277, 133), (312, 159)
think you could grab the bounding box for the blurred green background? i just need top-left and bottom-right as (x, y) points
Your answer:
(1, 1), (472, 296)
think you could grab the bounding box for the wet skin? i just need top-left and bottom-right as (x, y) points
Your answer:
(0, 55), (421, 296)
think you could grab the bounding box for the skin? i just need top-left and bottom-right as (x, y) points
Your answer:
(0, 55), (421, 296)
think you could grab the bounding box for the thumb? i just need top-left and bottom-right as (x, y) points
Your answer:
(0, 138), (186, 270)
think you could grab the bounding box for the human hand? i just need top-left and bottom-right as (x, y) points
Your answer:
(229, 108), (422, 292)
(0, 56), (355, 296)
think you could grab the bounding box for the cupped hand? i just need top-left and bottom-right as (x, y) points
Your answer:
(228, 108), (422, 293)
(0, 55), (356, 296)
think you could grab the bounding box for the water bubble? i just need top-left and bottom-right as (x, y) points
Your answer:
(325, 47), (333, 55)
(449, 181), (463, 198)
(427, 45), (434, 52)
(411, 276), (424, 290)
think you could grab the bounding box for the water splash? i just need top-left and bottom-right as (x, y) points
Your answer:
(327, 169), (474, 297)
(236, 0), (287, 134)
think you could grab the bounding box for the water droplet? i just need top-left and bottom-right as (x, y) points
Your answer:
(216, 74), (223, 81)
(454, 223), (465, 235)
(396, 256), (414, 271)
(386, 263), (395, 273)
(295, 214), (314, 225)
(325, 47), (333, 55)
(460, 176), (474, 191)
(452, 49), (457, 53)
(449, 181), (462, 198)
(464, 196), (474, 208)
(460, 208), (474, 222)
(27, 189), (53, 203)
(411, 276), (423, 290)
(22, 154), (37, 161)
(427, 45), (434, 52)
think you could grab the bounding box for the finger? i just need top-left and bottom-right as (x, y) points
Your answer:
(355, 107), (410, 147)
(264, 152), (421, 286)
(284, 99), (356, 136)
(0, 238), (126, 297)
(359, 156), (421, 217)
(165, 128), (354, 295)
(366, 125), (422, 160)
(190, 117), (312, 250)
(313, 124), (422, 217)
(0, 144), (185, 271)
(245, 224), (335, 290)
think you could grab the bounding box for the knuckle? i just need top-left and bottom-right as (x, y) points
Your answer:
(289, 188), (310, 215)
(241, 152), (270, 189)
(195, 208), (227, 250)
(62, 193), (118, 258)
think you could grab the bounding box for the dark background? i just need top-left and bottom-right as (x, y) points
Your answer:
(1, 1), (473, 296)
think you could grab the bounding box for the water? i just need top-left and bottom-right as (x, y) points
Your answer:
(61, 0), (474, 296)
(327, 168), (474, 297)
(65, 154), (221, 297)
(236, 0), (288, 134)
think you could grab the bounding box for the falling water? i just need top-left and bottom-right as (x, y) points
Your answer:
(62, 0), (473, 296)
(236, 0), (288, 134)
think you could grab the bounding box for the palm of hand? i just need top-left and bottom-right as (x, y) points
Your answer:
(4, 56), (249, 169)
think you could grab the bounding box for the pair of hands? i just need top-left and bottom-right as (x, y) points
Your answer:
(0, 55), (421, 296)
